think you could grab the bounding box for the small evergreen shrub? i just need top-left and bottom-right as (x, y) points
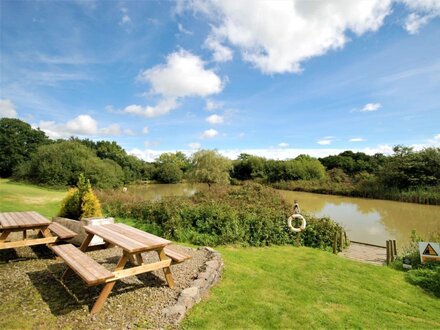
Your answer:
(59, 174), (103, 220)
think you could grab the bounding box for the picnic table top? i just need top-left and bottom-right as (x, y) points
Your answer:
(0, 211), (51, 230)
(84, 223), (171, 253)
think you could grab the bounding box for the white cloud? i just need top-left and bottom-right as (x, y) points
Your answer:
(125, 50), (224, 118)
(201, 128), (219, 139)
(317, 139), (332, 145)
(0, 99), (18, 118)
(138, 50), (223, 98)
(361, 103), (382, 112)
(404, 13), (432, 34)
(119, 7), (132, 28)
(205, 99), (223, 111)
(205, 35), (233, 62)
(400, 0), (440, 34)
(185, 0), (392, 74)
(434, 134), (440, 140)
(278, 142), (289, 148)
(122, 98), (178, 118)
(188, 142), (201, 149)
(142, 126), (149, 134)
(178, 23), (193, 35)
(36, 114), (120, 139)
(349, 138), (366, 142)
(124, 128), (136, 136)
(206, 114), (224, 124)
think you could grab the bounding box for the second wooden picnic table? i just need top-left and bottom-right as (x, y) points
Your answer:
(52, 223), (190, 314)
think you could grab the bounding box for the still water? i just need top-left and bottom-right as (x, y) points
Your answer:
(130, 184), (440, 247)
(278, 190), (440, 247)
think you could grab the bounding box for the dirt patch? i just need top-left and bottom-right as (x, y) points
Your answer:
(0, 241), (210, 329)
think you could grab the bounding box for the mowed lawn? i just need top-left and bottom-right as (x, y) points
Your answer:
(183, 246), (440, 329)
(1, 180), (439, 329)
(0, 179), (66, 217)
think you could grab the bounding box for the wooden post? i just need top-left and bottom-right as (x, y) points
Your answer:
(392, 240), (397, 260)
(339, 230), (344, 252)
(295, 232), (301, 247)
(333, 232), (338, 254)
(386, 240), (391, 264)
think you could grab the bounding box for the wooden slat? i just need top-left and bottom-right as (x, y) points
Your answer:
(105, 223), (170, 250)
(0, 212), (50, 229)
(115, 223), (170, 245)
(164, 246), (192, 263)
(0, 236), (58, 249)
(49, 222), (77, 239)
(84, 225), (149, 253)
(106, 259), (171, 282)
(52, 244), (114, 286)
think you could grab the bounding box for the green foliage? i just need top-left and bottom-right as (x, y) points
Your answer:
(156, 151), (190, 172)
(99, 182), (347, 249)
(187, 150), (232, 187)
(15, 141), (124, 188)
(0, 118), (49, 177)
(58, 174), (102, 219)
(155, 162), (183, 183)
(380, 146), (440, 189)
(406, 268), (440, 297)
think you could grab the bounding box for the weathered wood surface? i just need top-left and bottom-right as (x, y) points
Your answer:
(48, 222), (77, 240)
(339, 242), (387, 266)
(0, 211), (50, 229)
(52, 244), (115, 286)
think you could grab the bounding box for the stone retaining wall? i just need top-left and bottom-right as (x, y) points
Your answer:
(162, 247), (224, 324)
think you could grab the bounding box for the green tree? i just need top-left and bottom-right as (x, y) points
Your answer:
(155, 162), (183, 183)
(188, 150), (232, 187)
(0, 118), (49, 177)
(15, 141), (124, 188)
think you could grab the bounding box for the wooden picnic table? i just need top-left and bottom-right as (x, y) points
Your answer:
(0, 211), (76, 250)
(52, 223), (191, 314)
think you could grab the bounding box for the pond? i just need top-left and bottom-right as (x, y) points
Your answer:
(278, 190), (440, 247)
(129, 183), (440, 247)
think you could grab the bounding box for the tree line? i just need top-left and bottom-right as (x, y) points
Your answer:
(1, 118), (439, 203)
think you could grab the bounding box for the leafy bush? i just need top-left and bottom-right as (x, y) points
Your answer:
(406, 268), (440, 297)
(98, 182), (347, 249)
(58, 174), (103, 219)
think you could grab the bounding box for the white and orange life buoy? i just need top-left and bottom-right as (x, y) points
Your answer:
(287, 214), (306, 233)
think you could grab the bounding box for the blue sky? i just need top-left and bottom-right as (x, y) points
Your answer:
(1, 0), (440, 161)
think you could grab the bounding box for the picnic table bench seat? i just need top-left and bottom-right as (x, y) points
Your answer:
(164, 246), (192, 264)
(48, 222), (77, 240)
(52, 244), (114, 286)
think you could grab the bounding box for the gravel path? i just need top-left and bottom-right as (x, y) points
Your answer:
(0, 236), (210, 329)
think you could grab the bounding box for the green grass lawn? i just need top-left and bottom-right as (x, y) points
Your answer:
(0, 179), (66, 217)
(1, 180), (439, 328)
(183, 246), (440, 329)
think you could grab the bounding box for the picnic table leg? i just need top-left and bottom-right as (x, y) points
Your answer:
(80, 233), (94, 252)
(135, 253), (143, 265)
(0, 230), (11, 242)
(23, 230), (27, 240)
(158, 249), (174, 288)
(90, 252), (129, 315)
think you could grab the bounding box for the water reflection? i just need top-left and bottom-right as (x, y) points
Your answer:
(278, 190), (440, 246)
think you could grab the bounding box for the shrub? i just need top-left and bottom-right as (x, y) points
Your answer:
(406, 268), (440, 297)
(155, 163), (183, 183)
(98, 182), (347, 249)
(58, 174), (102, 220)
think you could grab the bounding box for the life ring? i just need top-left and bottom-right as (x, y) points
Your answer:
(287, 214), (306, 232)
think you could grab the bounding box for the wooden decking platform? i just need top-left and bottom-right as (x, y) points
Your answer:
(339, 242), (387, 266)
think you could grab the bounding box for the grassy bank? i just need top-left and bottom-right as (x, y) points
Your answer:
(271, 180), (440, 205)
(0, 179), (66, 217)
(183, 246), (440, 329)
